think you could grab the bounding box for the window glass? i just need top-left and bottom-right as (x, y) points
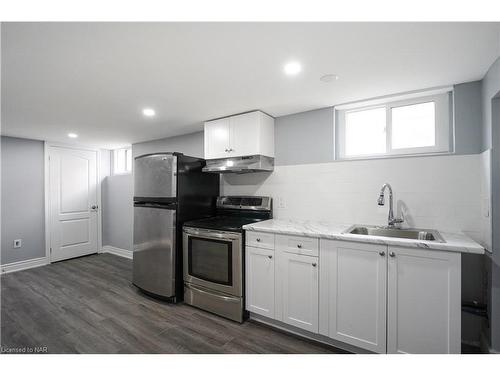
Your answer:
(391, 102), (435, 149)
(113, 148), (132, 174)
(345, 107), (386, 156)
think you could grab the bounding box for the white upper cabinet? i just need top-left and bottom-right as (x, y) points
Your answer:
(204, 111), (274, 159)
(387, 246), (461, 354)
(319, 240), (387, 353)
(203, 117), (231, 159)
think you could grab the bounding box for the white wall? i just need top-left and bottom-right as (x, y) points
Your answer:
(222, 153), (485, 243)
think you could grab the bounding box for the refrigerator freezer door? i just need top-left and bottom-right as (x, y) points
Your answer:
(134, 154), (177, 200)
(133, 204), (176, 297)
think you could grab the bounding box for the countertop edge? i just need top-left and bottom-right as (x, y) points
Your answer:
(243, 222), (485, 255)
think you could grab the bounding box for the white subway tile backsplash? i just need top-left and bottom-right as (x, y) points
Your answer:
(222, 153), (487, 245)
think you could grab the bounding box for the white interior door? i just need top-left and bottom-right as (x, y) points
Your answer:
(49, 146), (98, 262)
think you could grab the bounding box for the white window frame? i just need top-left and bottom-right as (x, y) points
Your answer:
(336, 90), (453, 160)
(112, 147), (132, 175)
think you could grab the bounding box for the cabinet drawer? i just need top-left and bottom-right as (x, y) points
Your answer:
(246, 231), (275, 250)
(276, 234), (319, 257)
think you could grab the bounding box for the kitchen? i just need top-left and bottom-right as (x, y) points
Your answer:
(1, 14), (499, 372)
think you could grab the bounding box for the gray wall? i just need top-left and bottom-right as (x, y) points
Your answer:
(102, 173), (133, 250)
(133, 131), (204, 159)
(273, 81), (483, 167)
(479, 56), (500, 352)
(454, 81), (484, 154)
(482, 57), (500, 150)
(488, 63), (500, 351)
(1, 136), (45, 265)
(275, 107), (334, 166)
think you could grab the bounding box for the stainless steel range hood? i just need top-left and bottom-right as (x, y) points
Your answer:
(202, 155), (274, 173)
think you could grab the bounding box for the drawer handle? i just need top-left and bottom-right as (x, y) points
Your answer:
(312, 263), (317, 267)
(297, 244), (302, 249)
(268, 255), (273, 259)
(389, 252), (396, 257)
(379, 251), (385, 257)
(256, 238), (261, 242)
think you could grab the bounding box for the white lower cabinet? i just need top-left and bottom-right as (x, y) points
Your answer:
(245, 246), (275, 318)
(245, 231), (461, 354)
(387, 246), (461, 354)
(319, 239), (387, 353)
(276, 251), (319, 333)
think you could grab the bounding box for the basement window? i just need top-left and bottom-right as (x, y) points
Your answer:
(335, 89), (452, 160)
(113, 148), (132, 175)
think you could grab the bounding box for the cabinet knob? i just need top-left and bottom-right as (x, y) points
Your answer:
(225, 149), (229, 152)
(297, 244), (302, 249)
(229, 148), (234, 152)
(379, 251), (385, 256)
(389, 252), (396, 257)
(312, 263), (317, 267)
(256, 238), (261, 242)
(268, 255), (273, 259)
(91, 205), (98, 210)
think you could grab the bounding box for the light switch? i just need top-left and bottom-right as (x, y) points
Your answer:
(278, 196), (286, 209)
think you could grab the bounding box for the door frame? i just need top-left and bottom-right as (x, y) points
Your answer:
(44, 142), (103, 263)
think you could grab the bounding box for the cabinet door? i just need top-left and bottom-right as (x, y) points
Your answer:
(245, 246), (275, 318)
(229, 112), (260, 157)
(277, 252), (319, 333)
(204, 118), (231, 159)
(319, 240), (387, 353)
(387, 247), (461, 354)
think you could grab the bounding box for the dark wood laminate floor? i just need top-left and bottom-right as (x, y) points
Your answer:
(1, 253), (345, 354)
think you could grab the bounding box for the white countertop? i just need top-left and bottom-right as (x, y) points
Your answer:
(243, 219), (484, 254)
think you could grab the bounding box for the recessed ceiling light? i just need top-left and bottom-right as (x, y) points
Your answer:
(68, 133), (78, 138)
(320, 74), (339, 83)
(284, 61), (302, 76)
(142, 108), (156, 117)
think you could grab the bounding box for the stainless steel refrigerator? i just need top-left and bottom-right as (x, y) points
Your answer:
(133, 153), (219, 302)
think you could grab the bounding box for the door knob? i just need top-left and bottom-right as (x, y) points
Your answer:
(389, 252), (396, 257)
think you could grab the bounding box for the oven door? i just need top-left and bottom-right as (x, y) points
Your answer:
(183, 227), (242, 297)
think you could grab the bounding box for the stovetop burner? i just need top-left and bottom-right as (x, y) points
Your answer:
(183, 196), (272, 233)
(184, 215), (266, 232)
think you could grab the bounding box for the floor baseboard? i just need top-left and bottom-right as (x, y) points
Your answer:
(1, 257), (48, 274)
(101, 245), (133, 260)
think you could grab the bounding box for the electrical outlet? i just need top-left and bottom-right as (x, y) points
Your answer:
(13, 239), (22, 248)
(278, 196), (286, 209)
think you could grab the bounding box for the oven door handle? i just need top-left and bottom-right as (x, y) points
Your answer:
(183, 227), (241, 241)
(185, 284), (241, 302)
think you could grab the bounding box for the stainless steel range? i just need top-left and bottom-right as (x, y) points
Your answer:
(182, 196), (272, 322)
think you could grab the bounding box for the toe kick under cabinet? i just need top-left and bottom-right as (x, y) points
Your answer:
(245, 231), (461, 354)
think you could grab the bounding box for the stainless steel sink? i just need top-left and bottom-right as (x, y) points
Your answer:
(344, 225), (445, 243)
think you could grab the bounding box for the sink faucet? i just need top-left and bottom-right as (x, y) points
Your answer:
(377, 183), (404, 227)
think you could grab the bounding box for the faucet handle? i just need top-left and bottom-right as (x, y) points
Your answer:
(393, 212), (405, 225)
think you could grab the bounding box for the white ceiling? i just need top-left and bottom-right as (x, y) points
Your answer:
(2, 22), (499, 149)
